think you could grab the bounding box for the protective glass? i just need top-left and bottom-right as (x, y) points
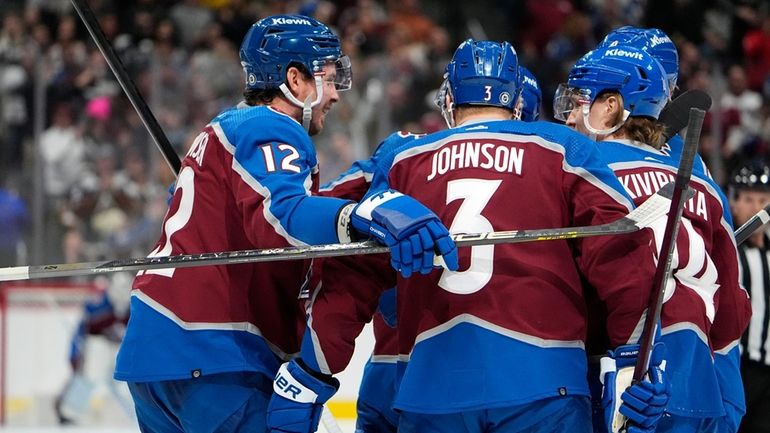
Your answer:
(552, 83), (592, 122)
(333, 55), (352, 91)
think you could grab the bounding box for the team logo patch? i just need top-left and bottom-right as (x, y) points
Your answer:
(500, 92), (511, 105)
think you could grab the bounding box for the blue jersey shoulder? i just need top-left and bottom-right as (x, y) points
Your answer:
(380, 120), (601, 169)
(372, 131), (426, 160)
(213, 105), (316, 167)
(665, 135), (733, 226)
(369, 120), (632, 208)
(321, 131), (424, 192)
(604, 137), (734, 227)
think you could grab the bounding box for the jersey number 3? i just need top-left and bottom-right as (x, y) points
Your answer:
(439, 178), (501, 295)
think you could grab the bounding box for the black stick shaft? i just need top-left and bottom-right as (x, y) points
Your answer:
(633, 108), (705, 383)
(70, 0), (182, 176)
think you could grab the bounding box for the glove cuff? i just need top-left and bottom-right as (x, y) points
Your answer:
(336, 202), (356, 243)
(273, 360), (338, 405)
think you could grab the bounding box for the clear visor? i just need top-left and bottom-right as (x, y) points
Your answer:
(434, 78), (454, 128)
(434, 78), (449, 110)
(333, 55), (352, 91)
(553, 83), (592, 122)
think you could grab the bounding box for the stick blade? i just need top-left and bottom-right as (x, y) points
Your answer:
(625, 182), (696, 229)
(660, 90), (712, 141)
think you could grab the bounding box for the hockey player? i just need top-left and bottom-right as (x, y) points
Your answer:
(266, 39), (668, 433)
(598, 27), (750, 432)
(325, 68), (546, 433)
(55, 273), (133, 424)
(556, 44), (751, 433)
(113, 15), (458, 433)
(320, 132), (423, 433)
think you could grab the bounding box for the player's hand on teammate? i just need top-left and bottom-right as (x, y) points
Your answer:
(377, 287), (397, 327)
(351, 189), (459, 277)
(266, 359), (339, 433)
(600, 343), (669, 433)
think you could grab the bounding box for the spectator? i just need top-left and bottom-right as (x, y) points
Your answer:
(0, 11), (32, 184)
(0, 185), (28, 266)
(743, 13), (770, 92)
(721, 64), (763, 166)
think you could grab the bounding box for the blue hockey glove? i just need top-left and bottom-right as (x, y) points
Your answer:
(600, 343), (669, 433)
(351, 190), (458, 277)
(377, 287), (397, 327)
(267, 359), (339, 433)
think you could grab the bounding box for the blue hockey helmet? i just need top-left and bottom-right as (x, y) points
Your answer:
(435, 39), (521, 127)
(556, 45), (669, 123)
(600, 26), (679, 91)
(519, 66), (542, 121)
(239, 15), (351, 91)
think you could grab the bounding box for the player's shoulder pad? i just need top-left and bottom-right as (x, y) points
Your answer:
(373, 129), (449, 172)
(496, 120), (598, 166)
(218, 105), (314, 154)
(372, 131), (427, 160)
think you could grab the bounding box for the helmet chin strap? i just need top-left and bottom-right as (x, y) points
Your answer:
(444, 103), (456, 128)
(581, 104), (630, 140)
(279, 76), (324, 131)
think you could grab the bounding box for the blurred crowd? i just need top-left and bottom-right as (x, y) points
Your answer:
(1, 0), (770, 268)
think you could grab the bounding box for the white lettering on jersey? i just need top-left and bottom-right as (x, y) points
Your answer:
(427, 142), (524, 181)
(271, 17), (312, 26)
(186, 132), (208, 167)
(617, 171), (709, 221)
(439, 178), (501, 294)
(605, 48), (645, 61)
(260, 143), (302, 173)
(140, 166), (196, 278)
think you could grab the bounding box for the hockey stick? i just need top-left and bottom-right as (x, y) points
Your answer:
(70, 0), (181, 176)
(0, 184), (682, 282)
(69, 5), (347, 430)
(631, 108), (705, 388)
(658, 90), (770, 245)
(734, 203), (770, 246)
(320, 406), (344, 433)
(659, 90), (712, 141)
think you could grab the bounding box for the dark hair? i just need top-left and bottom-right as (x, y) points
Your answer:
(243, 62), (312, 106)
(243, 88), (283, 106)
